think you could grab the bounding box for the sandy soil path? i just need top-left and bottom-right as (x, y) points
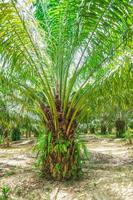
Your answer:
(0, 136), (133, 200)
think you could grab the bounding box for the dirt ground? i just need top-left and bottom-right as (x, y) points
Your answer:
(0, 136), (133, 200)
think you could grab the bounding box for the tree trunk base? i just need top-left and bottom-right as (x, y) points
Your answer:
(38, 135), (83, 181)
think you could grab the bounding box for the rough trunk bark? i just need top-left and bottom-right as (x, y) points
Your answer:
(42, 137), (79, 180)
(3, 129), (10, 147)
(40, 95), (81, 180)
(115, 118), (125, 138)
(101, 123), (107, 134)
(90, 126), (95, 134)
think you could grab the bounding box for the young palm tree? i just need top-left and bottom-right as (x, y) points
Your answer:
(0, 0), (132, 180)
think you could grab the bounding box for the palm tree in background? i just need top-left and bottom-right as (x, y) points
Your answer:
(0, 0), (132, 180)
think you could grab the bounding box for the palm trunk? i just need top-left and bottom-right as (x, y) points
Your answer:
(90, 126), (95, 134)
(115, 118), (125, 138)
(101, 122), (107, 134)
(42, 137), (79, 180)
(3, 129), (10, 148)
(40, 95), (81, 180)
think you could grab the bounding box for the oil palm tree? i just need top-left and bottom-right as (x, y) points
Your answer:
(0, 0), (132, 180)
